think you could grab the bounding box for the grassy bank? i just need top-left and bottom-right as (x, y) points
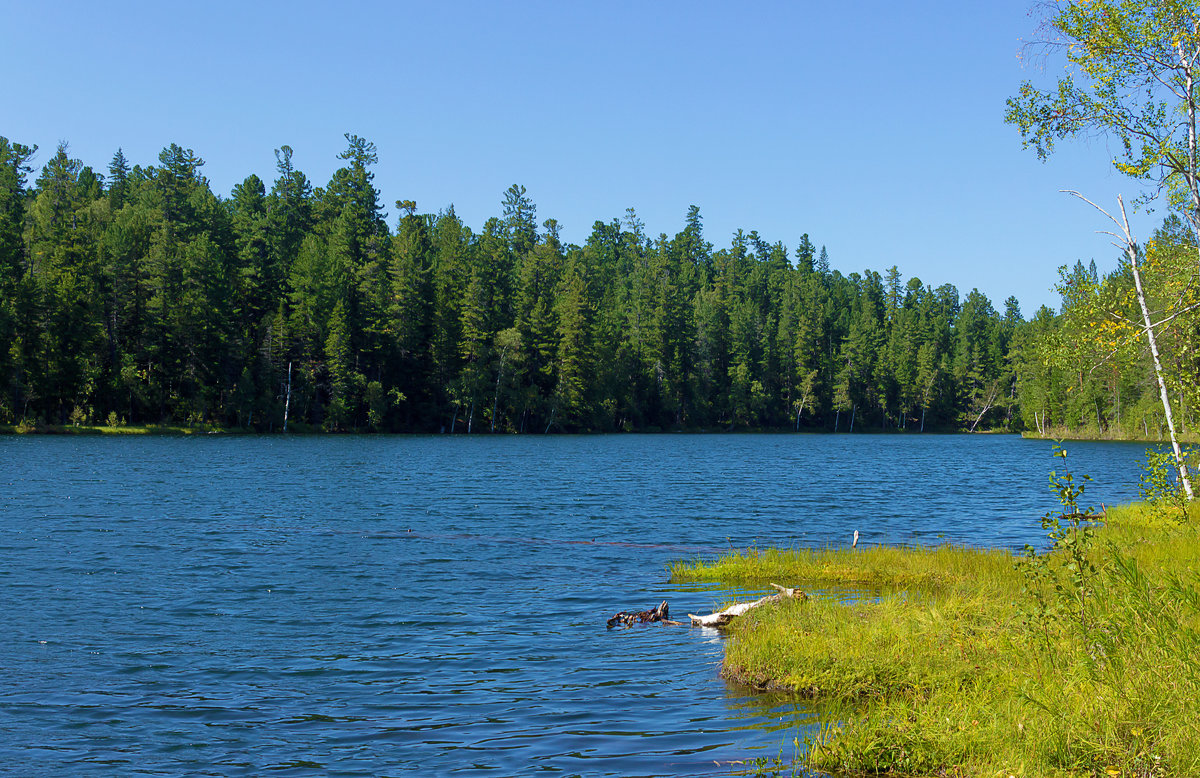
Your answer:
(670, 504), (1200, 776)
(0, 422), (228, 435)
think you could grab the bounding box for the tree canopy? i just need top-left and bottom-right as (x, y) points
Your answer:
(1007, 0), (1200, 246)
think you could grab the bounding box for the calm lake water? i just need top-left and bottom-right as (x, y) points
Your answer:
(1, 434), (1150, 776)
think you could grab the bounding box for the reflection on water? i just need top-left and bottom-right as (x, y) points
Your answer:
(0, 433), (1146, 775)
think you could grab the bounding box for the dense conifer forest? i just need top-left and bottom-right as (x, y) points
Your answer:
(0, 133), (1192, 435)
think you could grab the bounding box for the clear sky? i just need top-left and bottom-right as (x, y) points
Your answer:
(4, 1), (1162, 314)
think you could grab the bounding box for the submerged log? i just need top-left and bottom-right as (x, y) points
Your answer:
(606, 600), (683, 629)
(687, 583), (807, 628)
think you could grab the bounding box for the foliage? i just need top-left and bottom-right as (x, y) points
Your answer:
(1140, 445), (1193, 520)
(1006, 0), (1200, 229)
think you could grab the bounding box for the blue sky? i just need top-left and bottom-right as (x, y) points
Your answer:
(5, 1), (1160, 313)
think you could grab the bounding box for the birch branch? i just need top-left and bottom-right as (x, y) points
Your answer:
(688, 584), (807, 628)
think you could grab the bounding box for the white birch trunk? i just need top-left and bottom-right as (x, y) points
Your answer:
(283, 361), (292, 432)
(1178, 38), (1200, 271)
(969, 383), (999, 433)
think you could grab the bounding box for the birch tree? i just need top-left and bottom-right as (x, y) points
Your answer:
(1068, 192), (1194, 499)
(1009, 1), (1200, 496)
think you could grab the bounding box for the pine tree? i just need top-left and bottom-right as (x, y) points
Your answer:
(502, 183), (537, 259)
(107, 148), (130, 209)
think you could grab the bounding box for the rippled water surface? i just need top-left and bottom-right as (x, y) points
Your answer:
(1, 434), (1149, 775)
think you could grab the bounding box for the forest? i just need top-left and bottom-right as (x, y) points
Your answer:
(0, 132), (1192, 436)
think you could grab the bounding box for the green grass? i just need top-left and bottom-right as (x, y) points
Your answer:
(672, 504), (1200, 776)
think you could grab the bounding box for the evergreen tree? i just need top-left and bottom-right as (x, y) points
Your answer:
(107, 148), (130, 209)
(502, 183), (537, 259)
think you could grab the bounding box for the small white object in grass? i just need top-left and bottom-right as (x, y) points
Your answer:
(853, 530), (859, 548)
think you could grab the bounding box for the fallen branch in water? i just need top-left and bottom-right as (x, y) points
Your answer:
(688, 583), (807, 628)
(606, 584), (807, 629)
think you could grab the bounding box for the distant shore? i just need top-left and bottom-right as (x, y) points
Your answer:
(1021, 428), (1200, 444)
(15, 424), (1189, 441)
(0, 423), (1023, 436)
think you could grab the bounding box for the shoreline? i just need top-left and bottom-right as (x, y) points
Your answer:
(2, 423), (1036, 437)
(669, 503), (1200, 775)
(0, 423), (234, 436)
(1022, 429), (1200, 445)
(8, 423), (1191, 442)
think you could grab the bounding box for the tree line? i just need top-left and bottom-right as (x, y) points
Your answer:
(1, 134), (1028, 433)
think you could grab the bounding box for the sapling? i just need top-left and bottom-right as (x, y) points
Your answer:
(1019, 447), (1100, 634)
(1140, 446), (1193, 523)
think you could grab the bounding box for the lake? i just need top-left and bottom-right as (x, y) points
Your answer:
(0, 433), (1151, 775)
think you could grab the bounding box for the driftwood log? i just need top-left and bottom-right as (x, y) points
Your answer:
(687, 583), (807, 628)
(607, 584), (806, 629)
